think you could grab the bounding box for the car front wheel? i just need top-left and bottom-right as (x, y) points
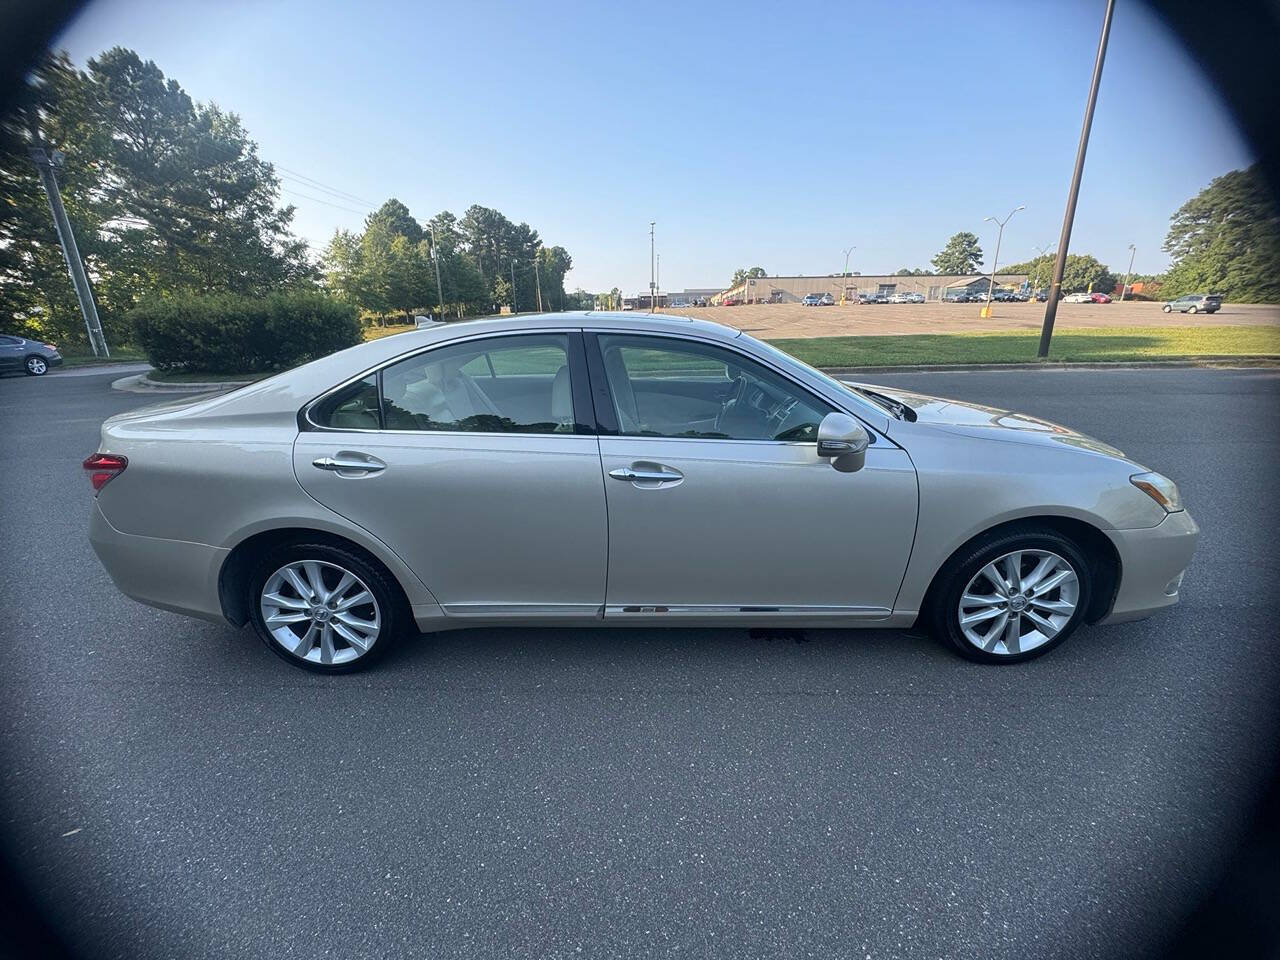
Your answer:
(25, 356), (48, 375)
(1162, 304), (1173, 312)
(927, 527), (1092, 664)
(247, 542), (405, 673)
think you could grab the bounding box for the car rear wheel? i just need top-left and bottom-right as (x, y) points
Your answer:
(1188, 305), (1199, 313)
(927, 527), (1092, 664)
(247, 542), (405, 673)
(25, 356), (48, 375)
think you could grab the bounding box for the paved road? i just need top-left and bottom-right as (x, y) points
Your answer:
(1, 367), (1277, 960)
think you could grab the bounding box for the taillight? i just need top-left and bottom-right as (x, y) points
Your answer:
(82, 453), (127, 493)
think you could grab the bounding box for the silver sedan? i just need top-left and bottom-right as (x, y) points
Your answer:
(85, 313), (1197, 672)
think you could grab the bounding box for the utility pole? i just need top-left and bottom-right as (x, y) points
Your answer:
(429, 222), (446, 320)
(532, 253), (544, 312)
(649, 221), (656, 312)
(27, 131), (109, 357)
(841, 245), (855, 303)
(510, 259), (518, 313)
(981, 205), (1025, 317)
(1120, 243), (1136, 300)
(1032, 243), (1054, 297)
(656, 253), (661, 309)
(1038, 0), (1116, 357)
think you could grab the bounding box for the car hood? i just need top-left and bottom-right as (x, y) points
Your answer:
(850, 382), (1128, 458)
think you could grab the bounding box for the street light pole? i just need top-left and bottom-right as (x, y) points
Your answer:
(510, 259), (517, 314)
(1120, 243), (1136, 301)
(656, 252), (661, 309)
(1038, 0), (1117, 357)
(841, 245), (855, 302)
(982, 205), (1025, 316)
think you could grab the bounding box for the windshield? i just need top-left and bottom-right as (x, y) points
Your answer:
(739, 333), (907, 418)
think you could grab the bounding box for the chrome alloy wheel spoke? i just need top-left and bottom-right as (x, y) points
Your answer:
(958, 549), (1079, 656)
(260, 560), (382, 665)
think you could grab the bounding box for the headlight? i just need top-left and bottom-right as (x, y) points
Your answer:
(1130, 471), (1183, 512)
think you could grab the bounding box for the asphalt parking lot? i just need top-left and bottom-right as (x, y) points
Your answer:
(1, 366), (1277, 959)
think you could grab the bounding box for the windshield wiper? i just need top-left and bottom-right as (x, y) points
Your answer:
(855, 388), (916, 421)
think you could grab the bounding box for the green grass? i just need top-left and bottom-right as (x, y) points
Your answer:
(146, 369), (273, 383)
(769, 325), (1280, 368)
(60, 346), (147, 367)
(363, 324), (416, 341)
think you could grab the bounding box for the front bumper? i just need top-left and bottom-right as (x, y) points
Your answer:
(89, 502), (229, 624)
(1099, 508), (1199, 625)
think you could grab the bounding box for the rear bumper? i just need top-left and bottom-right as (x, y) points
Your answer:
(46, 353), (64, 368)
(1099, 509), (1199, 625)
(89, 503), (230, 624)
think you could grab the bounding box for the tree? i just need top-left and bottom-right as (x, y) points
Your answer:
(1001, 253), (1116, 293)
(1161, 164), (1280, 302)
(365, 198), (423, 245)
(894, 267), (935, 276)
(731, 266), (767, 287)
(931, 233), (983, 275)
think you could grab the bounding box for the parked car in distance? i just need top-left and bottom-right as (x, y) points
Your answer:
(0, 334), (63, 376)
(802, 293), (823, 306)
(1063, 292), (1094, 303)
(1089, 293), (1112, 304)
(905, 292), (925, 303)
(857, 293), (876, 304)
(1034, 290), (1049, 302)
(722, 297), (741, 306)
(991, 290), (1018, 303)
(1162, 293), (1221, 314)
(86, 311), (1197, 673)
(818, 293), (835, 306)
(887, 292), (908, 304)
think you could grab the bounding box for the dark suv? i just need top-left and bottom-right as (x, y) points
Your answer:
(0, 334), (63, 376)
(1162, 294), (1221, 314)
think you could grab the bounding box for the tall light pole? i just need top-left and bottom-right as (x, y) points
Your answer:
(510, 258), (518, 314)
(429, 222), (446, 320)
(982, 205), (1025, 316)
(1038, 0), (1117, 357)
(1120, 243), (1136, 300)
(649, 221), (656, 312)
(656, 252), (661, 308)
(841, 245), (855, 302)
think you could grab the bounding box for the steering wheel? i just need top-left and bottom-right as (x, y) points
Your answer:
(715, 374), (748, 432)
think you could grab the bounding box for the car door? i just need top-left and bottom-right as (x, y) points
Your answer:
(587, 331), (918, 620)
(0, 336), (20, 372)
(294, 330), (608, 621)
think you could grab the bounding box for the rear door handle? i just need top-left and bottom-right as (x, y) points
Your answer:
(312, 453), (386, 475)
(608, 464), (683, 484)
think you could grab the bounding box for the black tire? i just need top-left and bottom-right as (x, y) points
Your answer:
(246, 541), (407, 673)
(1187, 305), (1198, 314)
(926, 525), (1093, 665)
(24, 355), (48, 375)
(1162, 304), (1173, 313)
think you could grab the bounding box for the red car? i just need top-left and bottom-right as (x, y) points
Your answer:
(722, 297), (742, 306)
(1089, 292), (1112, 303)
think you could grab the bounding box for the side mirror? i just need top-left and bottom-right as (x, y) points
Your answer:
(817, 412), (870, 473)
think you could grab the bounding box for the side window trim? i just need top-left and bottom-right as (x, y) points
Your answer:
(582, 330), (843, 443)
(302, 329), (596, 437)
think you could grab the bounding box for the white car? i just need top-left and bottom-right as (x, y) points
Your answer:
(1063, 292), (1094, 303)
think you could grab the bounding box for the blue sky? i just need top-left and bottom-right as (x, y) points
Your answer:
(57, 0), (1251, 293)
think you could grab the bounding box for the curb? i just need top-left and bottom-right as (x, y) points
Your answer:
(824, 356), (1280, 375)
(111, 373), (254, 393)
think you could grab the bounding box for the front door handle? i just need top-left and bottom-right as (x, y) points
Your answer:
(608, 464), (683, 484)
(312, 453), (386, 475)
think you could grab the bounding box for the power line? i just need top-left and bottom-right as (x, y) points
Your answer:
(278, 172), (375, 207)
(279, 186), (369, 215)
(274, 165), (373, 206)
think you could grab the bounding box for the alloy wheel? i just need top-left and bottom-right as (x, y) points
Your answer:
(26, 357), (47, 375)
(957, 549), (1079, 657)
(259, 560), (381, 666)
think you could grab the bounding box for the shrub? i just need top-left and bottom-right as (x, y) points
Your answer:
(129, 290), (362, 373)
